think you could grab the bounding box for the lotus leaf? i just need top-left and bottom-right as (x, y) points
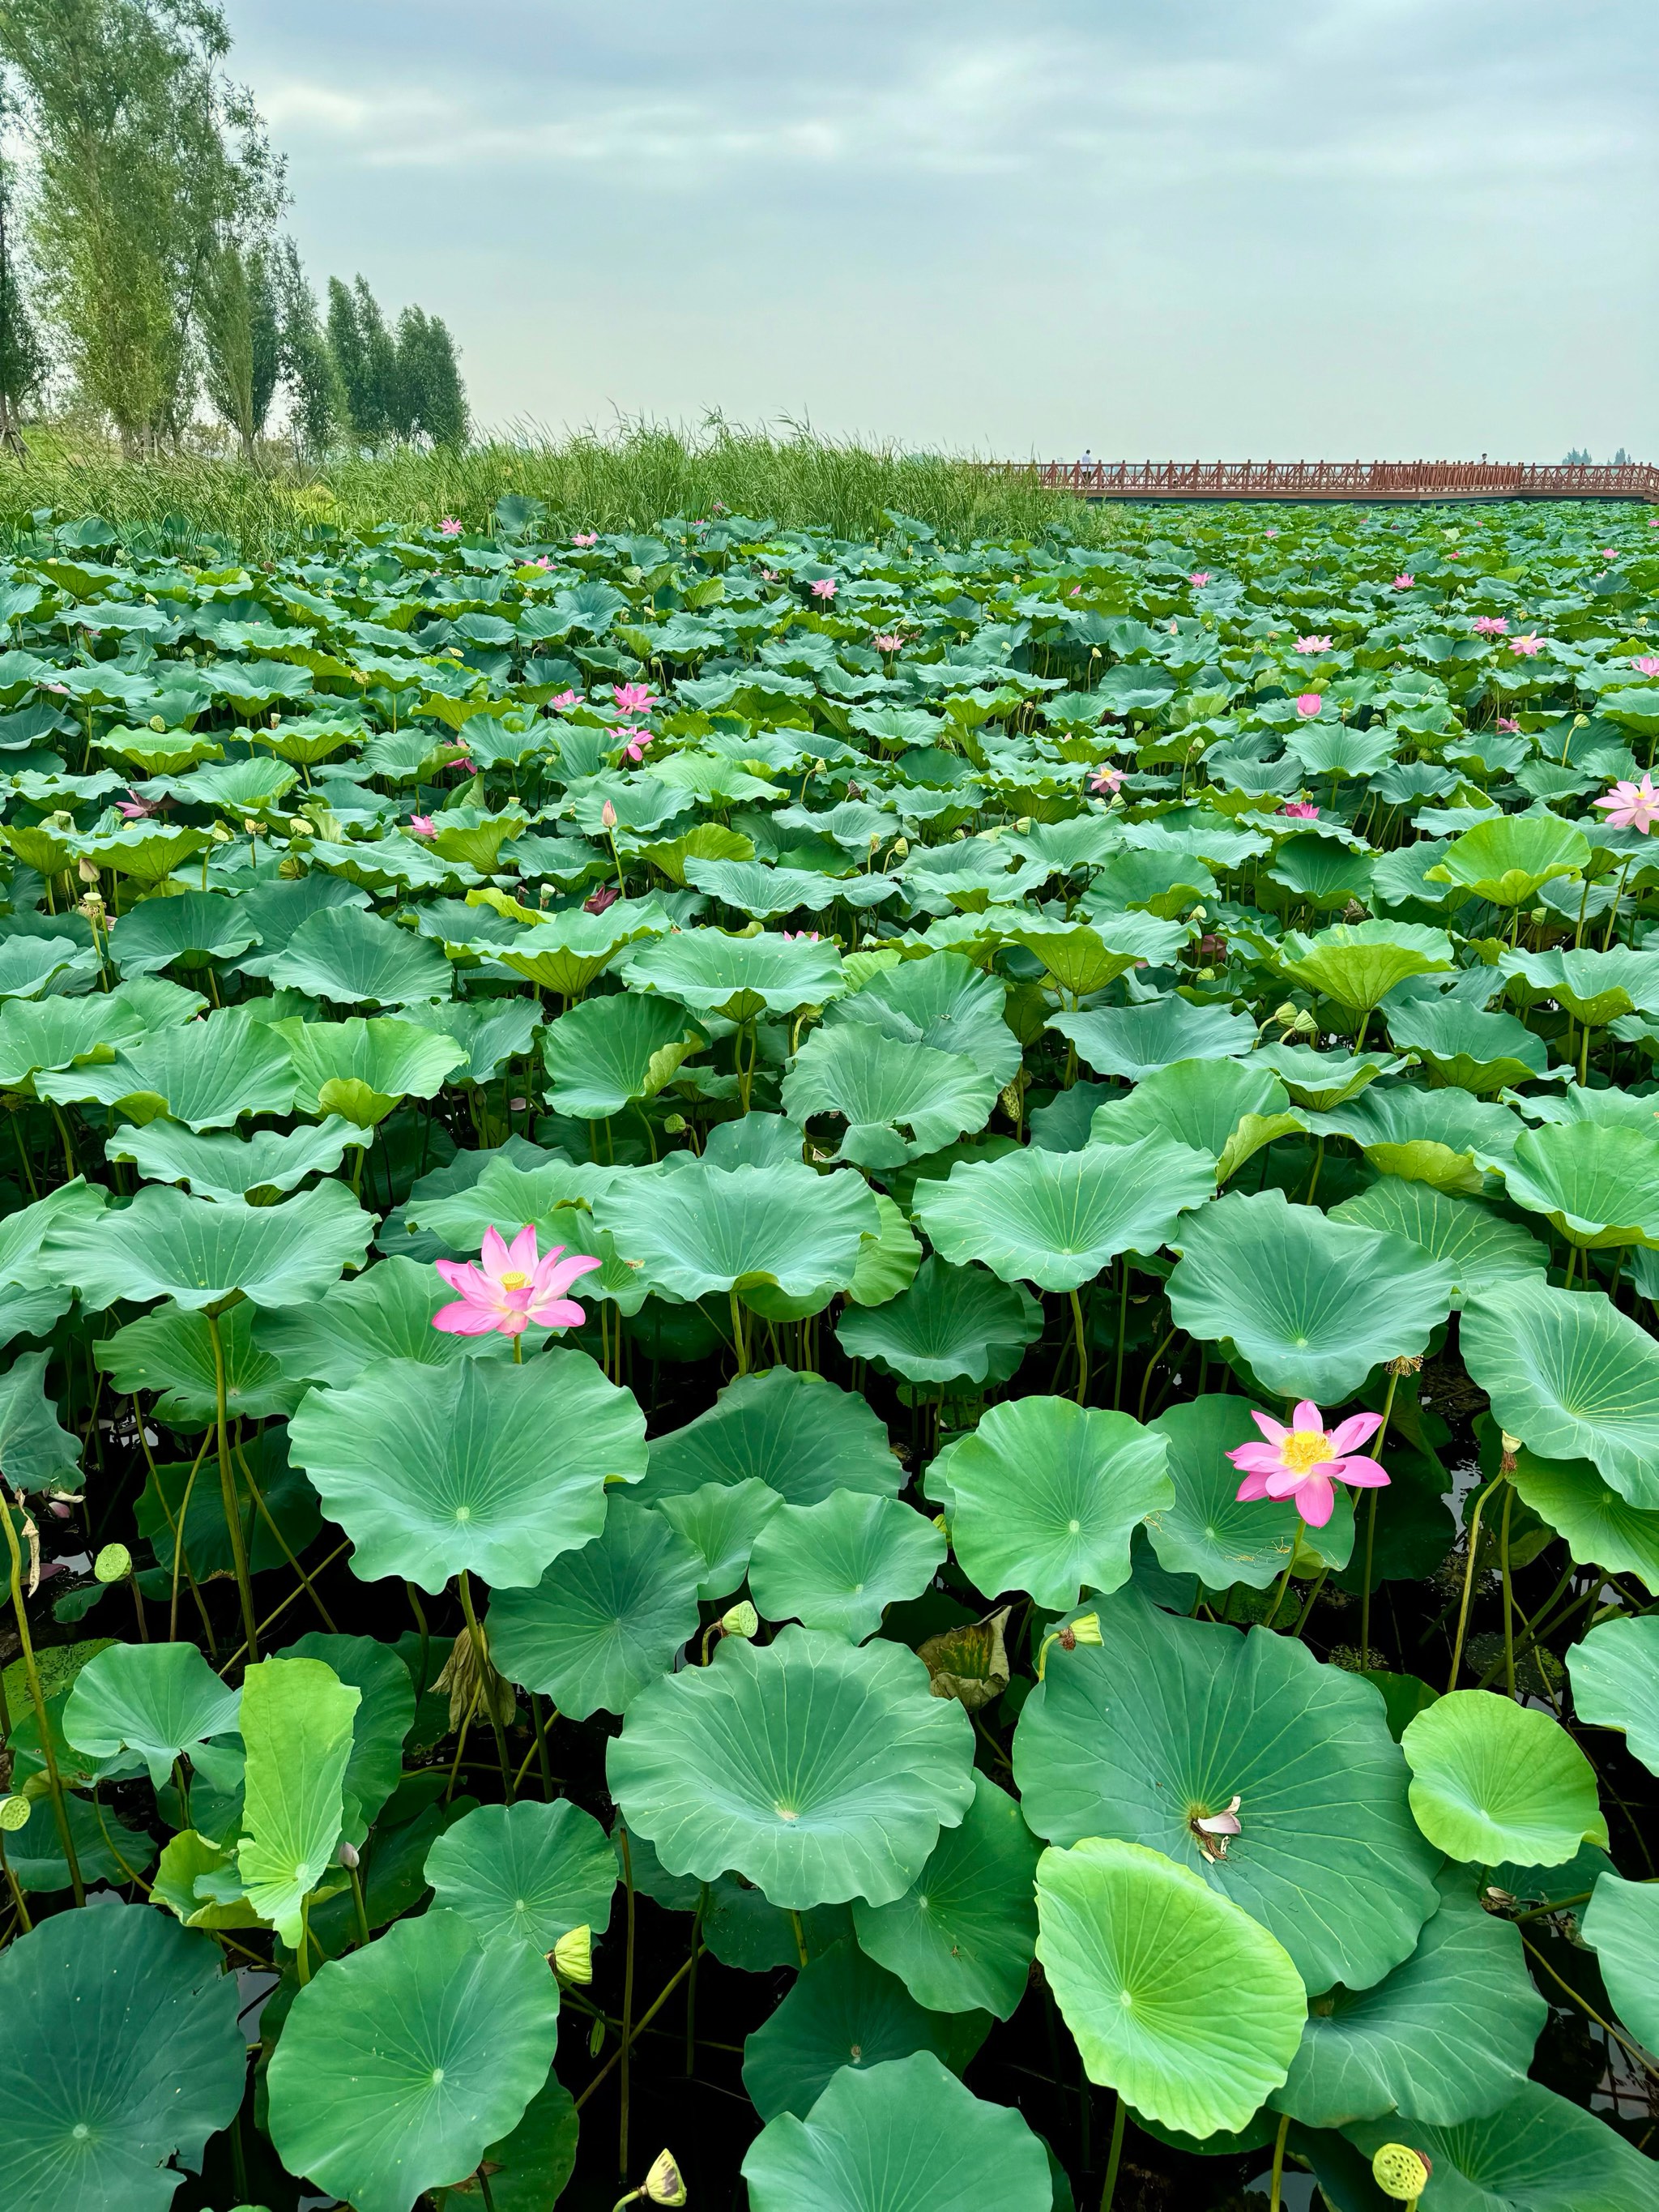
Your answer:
(655, 1475), (782, 1599)
(1089, 1055), (1304, 1181)
(835, 1254), (1041, 1386)
(62, 1640), (241, 1788)
(782, 1023), (1000, 1168)
(267, 902), (453, 1006)
(1383, 995), (1550, 1094)
(1502, 1118), (1659, 1248)
(237, 1654), (360, 1943)
(275, 1013), (468, 1124)
(109, 1115), (370, 1200)
(1582, 1870), (1659, 2054)
(830, 949), (1021, 1089)
(595, 1157), (879, 1301)
(1051, 993), (1256, 1081)
(1277, 920), (1455, 1024)
(1401, 1691), (1608, 1865)
(37, 1005), (298, 1129)
(44, 1179), (373, 1311)
(1461, 1281), (1659, 1506)
(1565, 1615), (1659, 1774)
(748, 1492), (945, 1641)
(424, 1797), (616, 1949)
(1426, 812), (1590, 905)
(1329, 1179), (1547, 1305)
(621, 925), (845, 1019)
(1334, 2080), (1659, 2212)
(284, 1630), (416, 1842)
(541, 990), (705, 1117)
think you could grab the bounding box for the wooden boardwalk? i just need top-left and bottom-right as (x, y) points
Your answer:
(999, 459), (1659, 505)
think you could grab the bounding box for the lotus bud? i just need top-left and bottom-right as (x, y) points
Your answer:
(1371, 2144), (1431, 2202)
(552, 1924), (593, 1984)
(719, 1601), (758, 1640)
(663, 1113), (687, 1135)
(243, 817), (260, 835)
(643, 2149), (687, 2206)
(602, 800), (618, 829)
(891, 837), (909, 860)
(77, 857), (100, 883)
(93, 1542), (131, 1584)
(338, 1838), (360, 1870)
(0, 1793), (29, 1831)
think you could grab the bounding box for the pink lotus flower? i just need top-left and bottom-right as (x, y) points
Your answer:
(1228, 1399), (1388, 1528)
(1189, 570), (1212, 587)
(1392, 574), (1414, 589)
(761, 569), (781, 582)
(1265, 527), (1279, 536)
(1497, 716), (1520, 732)
(1602, 548), (1618, 558)
(439, 518), (463, 537)
(572, 532), (599, 548)
(409, 814), (437, 836)
(621, 729), (654, 762)
(1630, 656), (1659, 679)
(612, 681), (659, 716)
(584, 883), (620, 914)
(811, 578), (838, 600)
(1508, 633), (1542, 657)
(601, 800), (618, 829)
(1472, 616), (1508, 636)
(534, 555), (553, 571)
(1294, 692), (1323, 718)
(1279, 799), (1320, 818)
(117, 790), (160, 820)
(548, 689), (581, 710)
(781, 929), (820, 941)
(1090, 766), (1124, 795)
(1593, 774), (1659, 835)
(872, 634), (906, 652)
(433, 1226), (600, 1339)
(1295, 634), (1333, 653)
(1445, 549), (1461, 559)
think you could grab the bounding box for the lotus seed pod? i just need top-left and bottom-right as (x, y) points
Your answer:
(643, 2149), (687, 2206)
(1068, 1612), (1102, 1647)
(719, 1600), (759, 1640)
(552, 1924), (593, 1984)
(93, 1542), (131, 1584)
(1371, 2144), (1431, 2201)
(0, 1793), (29, 1831)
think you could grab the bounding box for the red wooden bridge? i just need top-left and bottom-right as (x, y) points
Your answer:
(1000, 459), (1659, 504)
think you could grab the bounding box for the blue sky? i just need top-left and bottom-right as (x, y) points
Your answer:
(227, 0), (1656, 459)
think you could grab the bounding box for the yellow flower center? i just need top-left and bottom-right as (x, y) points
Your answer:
(498, 1270), (531, 1291)
(1279, 1428), (1331, 1475)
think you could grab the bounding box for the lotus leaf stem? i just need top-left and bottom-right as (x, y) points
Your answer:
(205, 1308), (261, 1663)
(1, 1492), (83, 1904)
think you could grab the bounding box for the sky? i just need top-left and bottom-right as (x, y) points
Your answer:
(224, 0), (1657, 460)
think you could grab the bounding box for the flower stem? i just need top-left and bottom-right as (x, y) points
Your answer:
(1264, 1518), (1304, 1629)
(206, 1308), (260, 1664)
(1448, 1469), (1506, 1693)
(1, 1495), (82, 1904)
(1099, 2091), (1127, 2211)
(1068, 1287), (1090, 1405)
(617, 1822), (637, 2178)
(1358, 1365), (1401, 1664)
(1269, 2110), (1290, 2211)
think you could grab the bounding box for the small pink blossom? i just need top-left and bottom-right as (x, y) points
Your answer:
(781, 929), (821, 941)
(409, 814), (437, 836)
(1392, 573), (1414, 589)
(1090, 767), (1124, 796)
(612, 681), (659, 716)
(1496, 716), (1520, 732)
(761, 569), (781, 583)
(601, 800), (617, 829)
(548, 689), (581, 710)
(1279, 799), (1320, 818)
(117, 790), (160, 820)
(41, 681), (68, 694)
(1602, 548), (1618, 558)
(811, 578), (838, 600)
(1508, 632), (1542, 657)
(439, 517), (463, 536)
(572, 532), (599, 548)
(1593, 774), (1659, 835)
(1070, 585), (1082, 597)
(1445, 549), (1461, 559)
(584, 883), (620, 914)
(1472, 616), (1509, 636)
(534, 555), (553, 571)
(1294, 692), (1323, 718)
(1228, 1399), (1388, 1529)
(1265, 527), (1279, 537)
(871, 634), (906, 652)
(433, 1225), (600, 1339)
(1630, 656), (1659, 679)
(1295, 634), (1333, 653)
(621, 728), (654, 762)
(1189, 570), (1212, 587)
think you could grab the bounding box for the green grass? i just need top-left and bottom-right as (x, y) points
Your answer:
(0, 421), (1113, 559)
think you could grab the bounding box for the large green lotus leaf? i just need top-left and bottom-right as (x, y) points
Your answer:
(0, 989), (149, 1088)
(843, 1191), (924, 1308)
(275, 1013), (468, 1123)
(1566, 1615), (1659, 1774)
(913, 1134), (1213, 1293)
(0, 931), (96, 997)
(109, 1114), (371, 1199)
(1499, 942), (1659, 1027)
(1277, 920), (1455, 1018)
(1308, 1083), (1521, 1194)
(237, 1654), (360, 1944)
(1050, 993), (1256, 1082)
(1329, 1181), (1546, 1306)
(152, 1827), (262, 1932)
(1145, 1394), (1322, 1590)
(403, 1154), (626, 1259)
(1273, 1871), (1544, 2129)
(1381, 996), (1550, 1095)
(541, 990), (705, 1117)
(1502, 1120), (1659, 1249)
(1520, 1085), (1659, 1134)
(741, 2051), (1051, 2212)
(741, 1940), (987, 2124)
(424, 1797), (617, 1949)
(852, 1771), (1041, 2020)
(485, 1495), (702, 1718)
(1013, 1591), (1442, 1991)
(607, 1625), (975, 1911)
(638, 1368), (902, 1505)
(37, 1005), (298, 1129)
(1461, 1281), (1659, 1507)
(0, 1347), (83, 1488)
(288, 1348), (646, 1591)
(1166, 1187), (1456, 1401)
(1035, 1836), (1306, 2139)
(1089, 1056), (1304, 1184)
(1509, 1441), (1659, 1593)
(655, 1475), (782, 1599)
(468, 899), (666, 994)
(942, 1397), (1172, 1608)
(1426, 813), (1590, 905)
(1333, 2081), (1659, 2212)
(828, 950), (1021, 1091)
(95, 1296), (304, 1426)
(414, 995), (544, 1084)
(1010, 910), (1188, 997)
(428, 2075), (578, 2212)
(2, 1790), (155, 1894)
(1583, 1870), (1659, 2054)
(1265, 828), (1376, 907)
(684, 854), (839, 916)
(284, 1631), (416, 1843)
(782, 1023), (1000, 1169)
(267, 1907), (561, 2212)
(834, 1255), (1041, 1386)
(1251, 1042), (1406, 1110)
(106, 888), (258, 975)
(256, 1254), (512, 1387)
(1401, 1691), (1607, 1866)
(595, 1158), (879, 1300)
(748, 1492), (945, 1642)
(0, 1179), (109, 1347)
(621, 926), (847, 1019)
(0, 1900), (246, 2212)
(45, 1179), (373, 1312)
(267, 903), (454, 1006)
(61, 1640), (241, 1789)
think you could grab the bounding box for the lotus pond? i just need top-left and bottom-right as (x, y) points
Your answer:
(0, 497), (1657, 2212)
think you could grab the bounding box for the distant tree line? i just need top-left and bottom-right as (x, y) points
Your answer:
(1563, 448), (1634, 466)
(0, 0), (467, 459)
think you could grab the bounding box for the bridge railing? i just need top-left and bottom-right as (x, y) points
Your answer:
(994, 459), (1659, 502)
